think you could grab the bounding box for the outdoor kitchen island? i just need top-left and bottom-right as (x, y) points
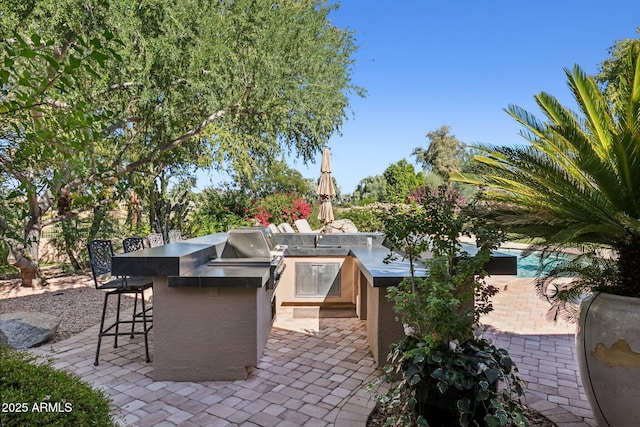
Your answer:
(111, 231), (280, 381)
(112, 228), (516, 381)
(272, 232), (516, 367)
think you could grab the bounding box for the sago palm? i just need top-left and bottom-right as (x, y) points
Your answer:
(453, 45), (640, 297)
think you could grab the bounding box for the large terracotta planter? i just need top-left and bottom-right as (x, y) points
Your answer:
(577, 292), (640, 426)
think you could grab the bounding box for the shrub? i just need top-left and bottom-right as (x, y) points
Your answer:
(338, 205), (385, 232)
(191, 188), (253, 234)
(370, 185), (526, 426)
(253, 192), (311, 226)
(0, 346), (117, 426)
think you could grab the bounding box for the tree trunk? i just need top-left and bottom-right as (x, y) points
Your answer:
(617, 235), (640, 297)
(10, 189), (51, 287)
(7, 244), (43, 287)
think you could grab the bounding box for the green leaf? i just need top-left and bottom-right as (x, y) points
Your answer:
(8, 190), (23, 199)
(477, 389), (490, 401)
(83, 64), (101, 79)
(42, 54), (60, 71)
(90, 51), (108, 67)
(30, 34), (42, 46)
(484, 414), (501, 427)
(106, 47), (122, 62)
(409, 373), (421, 386)
(500, 355), (514, 368)
(19, 48), (36, 59)
(404, 363), (420, 379)
(431, 367), (445, 380)
(90, 37), (103, 49)
(0, 69), (9, 85)
(457, 397), (471, 414)
(69, 55), (81, 69)
(484, 368), (500, 384)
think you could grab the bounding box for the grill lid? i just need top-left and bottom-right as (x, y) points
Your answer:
(221, 227), (274, 259)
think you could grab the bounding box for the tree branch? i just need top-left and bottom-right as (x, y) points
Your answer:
(122, 108), (226, 172)
(41, 197), (114, 227)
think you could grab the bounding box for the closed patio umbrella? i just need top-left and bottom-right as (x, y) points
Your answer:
(317, 148), (335, 226)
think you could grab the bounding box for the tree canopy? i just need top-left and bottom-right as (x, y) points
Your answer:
(0, 0), (363, 284)
(234, 158), (315, 199)
(352, 175), (386, 204)
(412, 125), (466, 181)
(383, 159), (424, 203)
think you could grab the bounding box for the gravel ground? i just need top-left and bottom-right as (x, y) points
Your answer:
(0, 266), (139, 343)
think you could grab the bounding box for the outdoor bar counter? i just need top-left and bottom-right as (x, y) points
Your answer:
(349, 244), (517, 365)
(112, 233), (275, 381)
(112, 231), (516, 380)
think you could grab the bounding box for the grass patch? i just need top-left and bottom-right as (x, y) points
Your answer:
(0, 346), (117, 426)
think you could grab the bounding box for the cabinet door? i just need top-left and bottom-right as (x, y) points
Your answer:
(295, 262), (341, 297)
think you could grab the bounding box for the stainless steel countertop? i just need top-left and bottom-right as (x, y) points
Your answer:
(349, 246), (428, 287)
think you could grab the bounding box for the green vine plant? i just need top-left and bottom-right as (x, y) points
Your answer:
(370, 185), (527, 426)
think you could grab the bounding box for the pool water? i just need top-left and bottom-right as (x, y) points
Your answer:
(495, 248), (575, 278)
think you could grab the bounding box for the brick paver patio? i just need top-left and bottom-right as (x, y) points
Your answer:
(29, 276), (596, 426)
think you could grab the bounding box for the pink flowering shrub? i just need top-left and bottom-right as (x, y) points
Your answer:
(252, 192), (312, 226)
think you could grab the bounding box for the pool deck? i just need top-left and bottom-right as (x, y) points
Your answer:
(28, 275), (595, 426)
(484, 276), (595, 426)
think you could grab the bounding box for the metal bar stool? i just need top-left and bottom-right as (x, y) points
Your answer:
(88, 239), (153, 366)
(123, 236), (154, 333)
(147, 233), (164, 248)
(123, 236), (145, 253)
(168, 229), (182, 243)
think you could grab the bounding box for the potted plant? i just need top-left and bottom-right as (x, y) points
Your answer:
(452, 44), (640, 426)
(370, 186), (527, 426)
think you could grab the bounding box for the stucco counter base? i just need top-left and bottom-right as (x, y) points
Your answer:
(152, 275), (273, 381)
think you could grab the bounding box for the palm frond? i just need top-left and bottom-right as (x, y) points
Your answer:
(534, 252), (618, 323)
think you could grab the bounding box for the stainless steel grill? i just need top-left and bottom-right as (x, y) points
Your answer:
(209, 227), (287, 289)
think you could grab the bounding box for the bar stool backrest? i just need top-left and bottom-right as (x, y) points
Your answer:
(123, 236), (145, 253)
(148, 233), (164, 248)
(168, 229), (182, 243)
(87, 240), (115, 288)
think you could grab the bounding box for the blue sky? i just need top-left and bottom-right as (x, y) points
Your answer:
(199, 1), (640, 194)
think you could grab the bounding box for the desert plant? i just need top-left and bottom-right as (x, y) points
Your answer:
(190, 187), (253, 234)
(452, 44), (640, 303)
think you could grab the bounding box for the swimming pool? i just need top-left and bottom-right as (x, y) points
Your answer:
(495, 248), (575, 278)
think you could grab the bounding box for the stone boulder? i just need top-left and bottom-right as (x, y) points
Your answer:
(325, 219), (358, 233)
(0, 311), (60, 349)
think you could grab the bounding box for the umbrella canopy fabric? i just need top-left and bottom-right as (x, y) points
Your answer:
(319, 199), (335, 224)
(320, 147), (332, 173)
(317, 148), (335, 225)
(317, 173), (335, 198)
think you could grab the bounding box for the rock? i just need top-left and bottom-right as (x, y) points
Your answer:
(0, 311), (61, 349)
(326, 219), (358, 233)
